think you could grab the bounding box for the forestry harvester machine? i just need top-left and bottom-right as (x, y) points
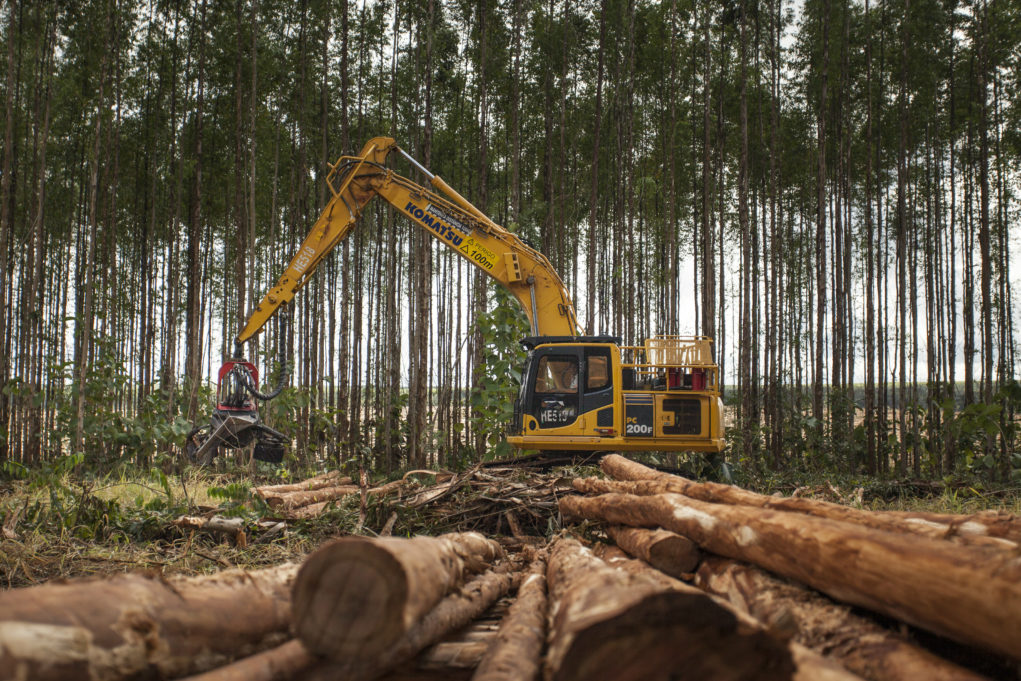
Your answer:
(186, 137), (725, 465)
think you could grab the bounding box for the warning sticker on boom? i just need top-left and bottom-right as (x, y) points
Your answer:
(459, 236), (501, 273)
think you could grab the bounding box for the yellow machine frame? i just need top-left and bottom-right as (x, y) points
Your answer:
(507, 336), (724, 452)
(232, 137), (724, 455)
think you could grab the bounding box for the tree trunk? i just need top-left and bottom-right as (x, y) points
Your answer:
(472, 554), (548, 681)
(0, 0), (17, 460)
(586, 0), (606, 331)
(543, 537), (795, 681)
(0, 564), (298, 680)
(813, 0), (830, 432)
(605, 525), (700, 577)
(559, 492), (1021, 661)
(292, 533), (503, 660)
(184, 0), (208, 422)
(695, 557), (992, 681)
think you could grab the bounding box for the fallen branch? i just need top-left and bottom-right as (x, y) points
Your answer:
(281, 480), (408, 519)
(292, 532), (504, 661)
(173, 515), (247, 537)
(560, 491), (1021, 661)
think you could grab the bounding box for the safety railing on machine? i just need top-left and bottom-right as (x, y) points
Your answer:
(620, 335), (718, 393)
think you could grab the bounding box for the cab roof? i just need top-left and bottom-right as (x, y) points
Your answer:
(519, 335), (621, 350)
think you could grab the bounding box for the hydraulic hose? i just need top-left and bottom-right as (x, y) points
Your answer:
(237, 314), (290, 402)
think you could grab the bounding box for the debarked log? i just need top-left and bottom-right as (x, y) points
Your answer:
(0, 563), (298, 681)
(605, 525), (700, 577)
(292, 532), (504, 661)
(259, 484), (359, 510)
(472, 554), (548, 681)
(588, 544), (863, 681)
(254, 471), (350, 496)
(543, 536), (795, 681)
(872, 508), (1021, 544)
(559, 492), (1021, 661)
(591, 457), (1017, 550)
(694, 556), (992, 681)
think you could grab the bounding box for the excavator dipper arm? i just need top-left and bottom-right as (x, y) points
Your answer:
(237, 136), (579, 346)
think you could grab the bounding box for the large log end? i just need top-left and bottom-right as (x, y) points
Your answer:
(548, 588), (796, 681)
(292, 538), (410, 659)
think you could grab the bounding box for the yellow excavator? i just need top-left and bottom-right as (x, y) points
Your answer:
(186, 137), (724, 464)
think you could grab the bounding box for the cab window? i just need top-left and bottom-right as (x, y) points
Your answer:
(534, 356), (578, 393)
(586, 352), (611, 392)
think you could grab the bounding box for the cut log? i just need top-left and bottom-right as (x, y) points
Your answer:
(176, 639), (316, 681)
(254, 471), (349, 495)
(172, 514), (250, 540)
(873, 508), (1021, 544)
(591, 542), (632, 563)
(605, 525), (700, 577)
(292, 532), (504, 661)
(260, 484), (359, 510)
(305, 565), (517, 680)
(472, 554), (547, 681)
(286, 499), (335, 519)
(543, 536), (795, 681)
(588, 544), (863, 681)
(695, 556), (992, 681)
(579, 468), (1016, 550)
(559, 492), (1021, 661)
(0, 563), (298, 681)
(270, 479), (408, 517)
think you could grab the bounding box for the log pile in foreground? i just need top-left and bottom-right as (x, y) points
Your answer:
(179, 532), (529, 681)
(4, 461), (1016, 681)
(561, 454), (1020, 680)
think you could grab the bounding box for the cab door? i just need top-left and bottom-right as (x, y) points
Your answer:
(527, 349), (581, 430)
(579, 347), (615, 435)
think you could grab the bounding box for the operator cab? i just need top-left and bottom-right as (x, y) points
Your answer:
(507, 335), (724, 453)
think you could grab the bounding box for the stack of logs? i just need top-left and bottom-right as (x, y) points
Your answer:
(2, 457), (1019, 681)
(562, 454), (1021, 681)
(253, 471), (404, 519)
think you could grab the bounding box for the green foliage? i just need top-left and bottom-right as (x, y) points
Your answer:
(208, 481), (266, 517)
(469, 287), (530, 460)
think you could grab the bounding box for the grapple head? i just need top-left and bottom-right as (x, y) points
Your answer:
(184, 358), (289, 466)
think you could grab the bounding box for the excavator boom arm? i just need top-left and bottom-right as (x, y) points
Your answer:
(237, 137), (579, 345)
